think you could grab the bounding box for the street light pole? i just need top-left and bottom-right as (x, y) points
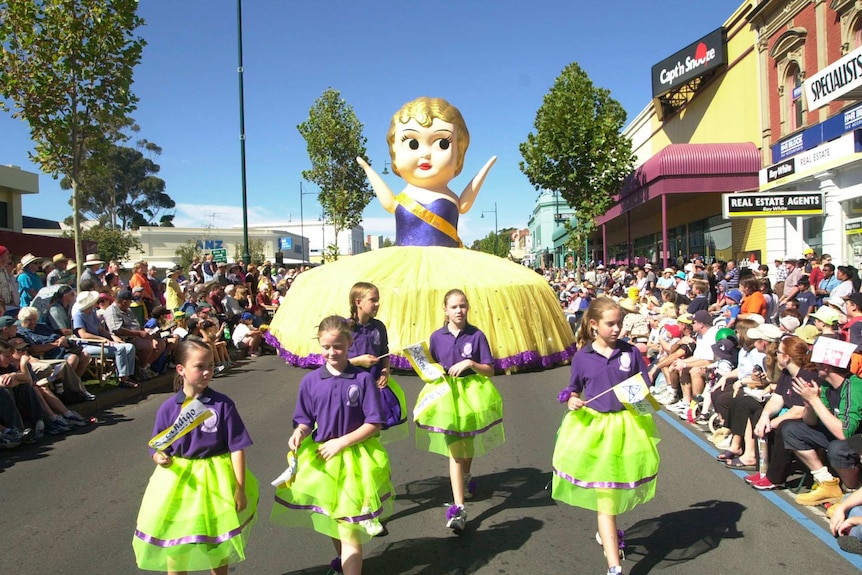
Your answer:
(481, 202), (498, 256)
(236, 0), (250, 266)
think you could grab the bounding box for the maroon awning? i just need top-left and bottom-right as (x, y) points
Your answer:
(597, 142), (761, 224)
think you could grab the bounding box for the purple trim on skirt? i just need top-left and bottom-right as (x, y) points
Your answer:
(273, 491), (392, 523)
(415, 418), (503, 437)
(553, 468), (657, 490)
(134, 513), (255, 548)
(266, 331), (577, 373)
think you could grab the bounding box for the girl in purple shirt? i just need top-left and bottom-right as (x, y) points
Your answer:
(271, 316), (393, 575)
(552, 298), (660, 575)
(416, 289), (505, 533)
(347, 282), (407, 443)
(133, 337), (258, 574)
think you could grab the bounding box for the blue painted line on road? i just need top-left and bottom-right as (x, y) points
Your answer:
(656, 409), (862, 572)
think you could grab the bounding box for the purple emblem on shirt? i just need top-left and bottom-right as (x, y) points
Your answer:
(563, 340), (650, 413)
(429, 323), (493, 371)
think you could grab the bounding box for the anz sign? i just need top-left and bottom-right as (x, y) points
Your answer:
(196, 240), (224, 250)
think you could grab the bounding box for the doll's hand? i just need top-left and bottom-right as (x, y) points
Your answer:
(318, 438), (346, 461)
(234, 486), (248, 512)
(153, 452), (172, 467)
(356, 156), (374, 174)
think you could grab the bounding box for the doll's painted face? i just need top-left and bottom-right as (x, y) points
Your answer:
(393, 117), (459, 188)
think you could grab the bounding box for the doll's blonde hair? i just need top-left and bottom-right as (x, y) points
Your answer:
(387, 97), (470, 177)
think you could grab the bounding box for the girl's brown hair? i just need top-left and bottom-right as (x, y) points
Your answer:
(576, 297), (621, 349)
(349, 282), (378, 321)
(172, 336), (212, 391)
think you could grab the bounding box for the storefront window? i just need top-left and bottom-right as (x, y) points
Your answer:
(803, 216), (825, 256)
(705, 215), (732, 263)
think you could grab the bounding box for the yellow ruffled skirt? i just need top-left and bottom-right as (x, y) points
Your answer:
(265, 247), (575, 373)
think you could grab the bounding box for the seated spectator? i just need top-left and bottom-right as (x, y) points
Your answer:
(232, 312), (262, 357)
(668, 310), (718, 415)
(207, 285), (227, 319)
(811, 306), (843, 340)
(686, 279), (710, 314)
(783, 338), (862, 506)
(714, 324), (781, 468)
(13, 308), (92, 397)
(188, 318), (229, 375)
(779, 314), (801, 336)
(0, 385), (25, 448)
(794, 276), (816, 319)
(747, 335), (813, 490)
(719, 289), (742, 329)
(102, 288), (165, 382)
(738, 276), (767, 322)
(0, 339), (50, 438)
(171, 311), (189, 340)
(222, 284), (244, 321)
(760, 278), (780, 324)
(45, 284), (75, 336)
(144, 305), (178, 367)
(829, 485), (862, 555)
(72, 291), (139, 388)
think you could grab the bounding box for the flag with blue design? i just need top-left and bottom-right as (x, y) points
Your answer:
(612, 373), (660, 415)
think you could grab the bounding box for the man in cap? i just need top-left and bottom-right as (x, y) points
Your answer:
(71, 290), (139, 388)
(232, 311), (262, 357)
(668, 309), (718, 415)
(103, 288), (165, 381)
(17, 254), (44, 307)
(643, 263), (657, 294)
(214, 262), (229, 286)
(783, 338), (862, 506)
(45, 253), (75, 287)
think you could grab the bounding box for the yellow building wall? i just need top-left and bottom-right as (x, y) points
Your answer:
(649, 2), (760, 151)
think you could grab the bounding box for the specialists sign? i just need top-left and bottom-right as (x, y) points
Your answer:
(722, 191), (824, 219)
(804, 45), (862, 111)
(651, 28), (727, 98)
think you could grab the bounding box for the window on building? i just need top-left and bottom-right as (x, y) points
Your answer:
(787, 63), (804, 132)
(0, 201), (8, 229)
(854, 17), (862, 49)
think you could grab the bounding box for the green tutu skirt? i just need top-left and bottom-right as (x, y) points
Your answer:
(379, 377), (409, 445)
(133, 453), (259, 572)
(414, 373), (505, 458)
(270, 436), (394, 545)
(552, 408), (660, 515)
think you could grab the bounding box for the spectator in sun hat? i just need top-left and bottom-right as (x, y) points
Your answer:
(794, 324), (822, 346)
(656, 267), (675, 290)
(214, 261), (229, 286)
(45, 253), (74, 287)
(164, 264), (184, 312)
(0, 245), (18, 310)
(71, 290), (139, 389)
(810, 306), (842, 340)
(779, 314), (801, 335)
(79, 254), (104, 287)
(17, 253), (44, 308)
(674, 270), (690, 297)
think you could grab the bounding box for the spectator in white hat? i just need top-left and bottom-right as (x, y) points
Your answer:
(17, 254), (44, 307)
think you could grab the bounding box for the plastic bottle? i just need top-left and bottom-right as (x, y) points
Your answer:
(757, 436), (768, 476)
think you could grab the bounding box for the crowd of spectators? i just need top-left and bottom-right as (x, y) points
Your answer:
(544, 250), (862, 556)
(0, 248), (306, 451)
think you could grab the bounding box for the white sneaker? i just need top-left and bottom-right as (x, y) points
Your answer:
(359, 507), (384, 536)
(445, 504), (467, 531)
(666, 400), (689, 413)
(658, 391), (679, 405)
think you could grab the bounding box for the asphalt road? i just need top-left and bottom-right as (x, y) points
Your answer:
(1, 355), (860, 575)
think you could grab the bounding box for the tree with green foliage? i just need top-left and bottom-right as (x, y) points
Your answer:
(64, 225), (142, 265)
(61, 137), (173, 229)
(233, 238), (265, 265)
(297, 88), (372, 261)
(175, 239), (202, 272)
(470, 227), (514, 258)
(519, 62), (633, 266)
(0, 0), (145, 285)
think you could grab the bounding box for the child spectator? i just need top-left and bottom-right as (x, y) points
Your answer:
(232, 312), (262, 357)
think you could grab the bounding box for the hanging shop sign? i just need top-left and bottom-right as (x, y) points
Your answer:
(722, 191), (824, 219)
(651, 28), (727, 98)
(771, 102), (862, 163)
(846, 220), (862, 235)
(804, 45), (862, 112)
(761, 130), (862, 188)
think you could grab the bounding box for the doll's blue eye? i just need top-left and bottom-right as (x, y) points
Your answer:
(408, 139), (419, 150)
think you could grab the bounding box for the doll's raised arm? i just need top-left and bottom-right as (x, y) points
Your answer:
(458, 156), (497, 213)
(357, 157), (397, 213)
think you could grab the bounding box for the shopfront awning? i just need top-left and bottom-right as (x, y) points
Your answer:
(597, 142), (761, 225)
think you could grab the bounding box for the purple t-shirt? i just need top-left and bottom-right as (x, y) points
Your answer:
(428, 323), (494, 373)
(562, 340), (650, 413)
(349, 318), (389, 381)
(148, 388), (252, 458)
(294, 365), (385, 442)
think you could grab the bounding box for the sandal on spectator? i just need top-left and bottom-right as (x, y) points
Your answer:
(715, 450), (737, 461)
(118, 378), (140, 389)
(724, 457), (756, 470)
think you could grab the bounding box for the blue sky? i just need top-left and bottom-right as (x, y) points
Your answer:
(1, 0), (743, 246)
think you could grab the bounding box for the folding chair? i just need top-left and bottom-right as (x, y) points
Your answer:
(84, 341), (117, 384)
